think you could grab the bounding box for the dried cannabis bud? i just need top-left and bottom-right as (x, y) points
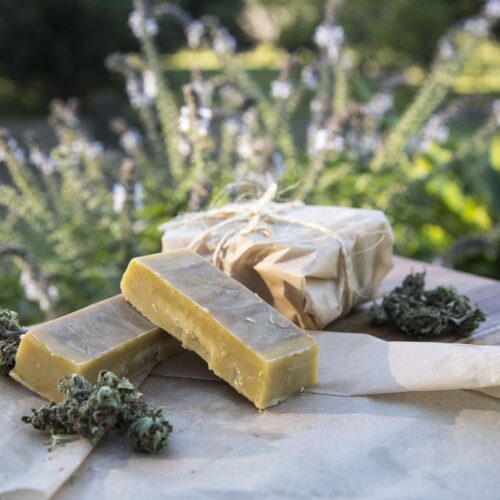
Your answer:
(0, 308), (26, 374)
(369, 272), (486, 337)
(128, 408), (173, 454)
(22, 370), (173, 453)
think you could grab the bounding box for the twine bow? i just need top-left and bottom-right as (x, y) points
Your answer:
(163, 184), (354, 314)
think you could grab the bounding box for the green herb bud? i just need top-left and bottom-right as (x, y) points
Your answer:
(369, 272), (486, 337)
(0, 308), (26, 374)
(22, 370), (173, 453)
(128, 408), (173, 454)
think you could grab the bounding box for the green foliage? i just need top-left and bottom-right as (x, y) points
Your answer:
(0, 308), (25, 374)
(370, 272), (486, 337)
(2, 0), (500, 321)
(0, 100), (137, 319)
(22, 370), (173, 453)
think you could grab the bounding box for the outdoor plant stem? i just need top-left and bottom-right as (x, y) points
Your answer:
(133, 0), (182, 185)
(119, 159), (138, 266)
(0, 245), (56, 318)
(333, 55), (349, 115)
(299, 106), (362, 200)
(372, 32), (482, 171)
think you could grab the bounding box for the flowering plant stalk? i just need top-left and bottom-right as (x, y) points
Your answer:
(0, 101), (137, 320)
(2, 0), (500, 319)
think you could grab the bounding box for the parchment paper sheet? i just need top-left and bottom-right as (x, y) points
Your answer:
(152, 330), (500, 396)
(0, 376), (93, 500)
(4, 332), (500, 499)
(55, 376), (500, 500)
(0, 371), (148, 500)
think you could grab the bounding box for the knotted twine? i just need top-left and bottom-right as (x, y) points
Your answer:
(162, 185), (355, 317)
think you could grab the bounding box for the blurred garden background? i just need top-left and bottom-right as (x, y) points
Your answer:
(2, 0), (500, 323)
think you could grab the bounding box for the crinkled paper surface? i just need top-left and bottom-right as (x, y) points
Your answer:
(3, 257), (500, 499)
(54, 376), (500, 500)
(161, 203), (394, 329)
(0, 371), (149, 500)
(0, 376), (93, 500)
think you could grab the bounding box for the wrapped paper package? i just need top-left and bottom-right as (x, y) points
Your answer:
(161, 200), (394, 329)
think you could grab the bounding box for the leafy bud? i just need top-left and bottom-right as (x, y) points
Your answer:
(22, 370), (173, 453)
(369, 272), (486, 337)
(0, 308), (25, 374)
(128, 408), (173, 454)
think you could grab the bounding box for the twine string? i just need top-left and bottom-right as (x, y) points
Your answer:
(170, 192), (355, 315)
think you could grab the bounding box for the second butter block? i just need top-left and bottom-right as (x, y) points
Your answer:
(120, 249), (318, 409)
(11, 295), (182, 401)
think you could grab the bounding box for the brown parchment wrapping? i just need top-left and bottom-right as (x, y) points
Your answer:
(57, 337), (500, 499)
(7, 332), (500, 498)
(160, 202), (395, 329)
(0, 370), (150, 500)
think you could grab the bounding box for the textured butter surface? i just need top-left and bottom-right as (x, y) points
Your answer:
(121, 249), (318, 409)
(11, 295), (181, 401)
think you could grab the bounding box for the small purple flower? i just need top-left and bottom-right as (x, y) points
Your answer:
(120, 130), (142, 152)
(128, 10), (159, 38)
(438, 39), (455, 60)
(419, 115), (449, 152)
(178, 105), (213, 137)
(134, 183), (145, 211)
(198, 107), (213, 122)
(236, 134), (255, 160)
(314, 24), (344, 61)
(271, 80), (293, 100)
(492, 99), (500, 125)
(29, 148), (56, 175)
(310, 98), (323, 114)
(331, 135), (345, 153)
(365, 93), (393, 117)
(7, 138), (26, 163)
(271, 151), (285, 174)
(301, 66), (319, 90)
(143, 70), (157, 100)
(178, 138), (191, 158)
(464, 17), (489, 37)
(484, 0), (500, 19)
(185, 21), (204, 49)
(179, 106), (191, 134)
(112, 183), (126, 213)
(126, 75), (154, 109)
(225, 118), (240, 135)
(89, 141), (104, 158)
(310, 129), (344, 154)
(212, 27), (236, 55)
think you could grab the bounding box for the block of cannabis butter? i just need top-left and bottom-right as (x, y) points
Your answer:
(161, 201), (394, 329)
(10, 295), (182, 401)
(120, 249), (318, 409)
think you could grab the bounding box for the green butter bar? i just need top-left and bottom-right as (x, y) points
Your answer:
(11, 295), (181, 401)
(120, 249), (318, 409)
